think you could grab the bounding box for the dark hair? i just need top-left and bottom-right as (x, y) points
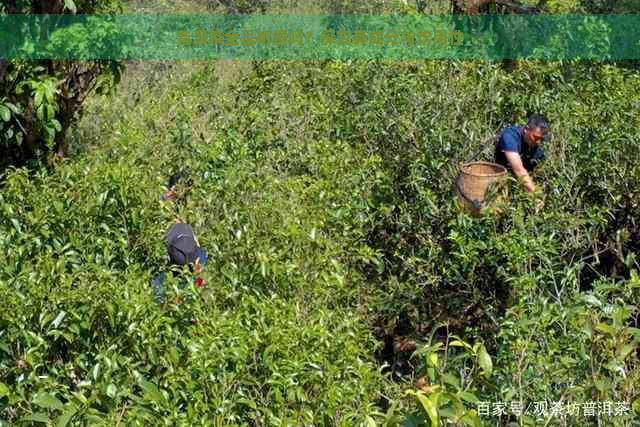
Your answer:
(526, 115), (550, 135)
(168, 168), (192, 189)
(168, 171), (183, 189)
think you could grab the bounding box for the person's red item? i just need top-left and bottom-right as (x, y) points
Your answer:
(195, 277), (205, 287)
(163, 189), (175, 200)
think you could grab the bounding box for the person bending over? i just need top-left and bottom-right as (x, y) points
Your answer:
(495, 114), (550, 193)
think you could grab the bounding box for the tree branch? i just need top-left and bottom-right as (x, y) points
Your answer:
(493, 0), (541, 13)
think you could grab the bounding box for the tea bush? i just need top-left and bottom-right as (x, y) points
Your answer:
(0, 59), (400, 425)
(204, 58), (640, 424)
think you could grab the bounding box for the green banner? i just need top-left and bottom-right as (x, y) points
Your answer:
(1, 14), (639, 59)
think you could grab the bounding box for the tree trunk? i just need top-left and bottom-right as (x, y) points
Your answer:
(0, 60), (8, 83)
(225, 0), (239, 14)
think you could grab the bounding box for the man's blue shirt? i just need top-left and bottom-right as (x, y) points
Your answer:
(494, 125), (545, 172)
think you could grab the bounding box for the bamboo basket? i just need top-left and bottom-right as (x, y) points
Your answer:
(455, 161), (507, 215)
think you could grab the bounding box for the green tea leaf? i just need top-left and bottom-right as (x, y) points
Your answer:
(477, 343), (493, 379)
(10, 218), (21, 234)
(106, 384), (117, 398)
(55, 406), (77, 427)
(33, 392), (64, 411)
(51, 311), (66, 329)
(427, 351), (438, 368)
(34, 90), (43, 108)
(595, 322), (616, 335)
(140, 379), (165, 404)
(449, 340), (471, 349)
(460, 409), (483, 427)
(617, 343), (636, 361)
(414, 392), (439, 427)
(21, 412), (50, 423)
(0, 105), (10, 122)
(364, 415), (376, 427)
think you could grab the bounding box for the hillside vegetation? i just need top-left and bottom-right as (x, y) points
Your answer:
(1, 2), (640, 426)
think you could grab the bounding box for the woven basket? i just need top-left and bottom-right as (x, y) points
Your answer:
(456, 161), (507, 215)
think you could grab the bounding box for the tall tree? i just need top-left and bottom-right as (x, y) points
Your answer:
(0, 0), (124, 169)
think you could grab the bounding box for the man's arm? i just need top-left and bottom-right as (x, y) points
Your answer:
(503, 151), (536, 192)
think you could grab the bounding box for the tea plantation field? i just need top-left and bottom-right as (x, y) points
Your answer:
(1, 20), (640, 427)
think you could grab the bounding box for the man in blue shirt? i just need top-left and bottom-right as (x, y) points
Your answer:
(495, 115), (550, 193)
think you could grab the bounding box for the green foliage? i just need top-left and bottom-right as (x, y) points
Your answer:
(544, 0), (581, 12)
(217, 57), (640, 424)
(15, 77), (62, 149)
(1, 2), (640, 424)
(0, 1), (125, 170)
(46, 17), (132, 60)
(532, 16), (613, 60)
(0, 60), (393, 425)
(407, 333), (488, 426)
(579, 0), (640, 13)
